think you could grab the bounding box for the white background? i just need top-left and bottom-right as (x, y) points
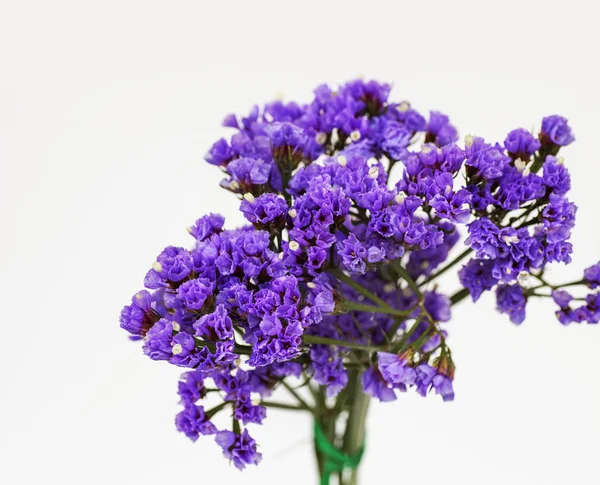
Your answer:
(1, 1), (599, 484)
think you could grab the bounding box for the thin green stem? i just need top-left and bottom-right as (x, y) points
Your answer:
(392, 261), (422, 298)
(302, 334), (386, 353)
(342, 300), (412, 318)
(419, 248), (473, 287)
(205, 401), (229, 419)
(392, 315), (425, 353)
(262, 401), (309, 412)
(342, 369), (369, 485)
(193, 337), (252, 355)
(282, 380), (317, 417)
(329, 268), (394, 309)
(450, 287), (470, 306)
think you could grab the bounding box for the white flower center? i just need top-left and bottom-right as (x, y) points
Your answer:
(315, 132), (327, 145)
(464, 134), (474, 148)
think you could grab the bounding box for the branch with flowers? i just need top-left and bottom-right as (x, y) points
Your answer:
(119, 79), (598, 485)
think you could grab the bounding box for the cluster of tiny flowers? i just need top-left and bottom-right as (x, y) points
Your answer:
(120, 79), (594, 469)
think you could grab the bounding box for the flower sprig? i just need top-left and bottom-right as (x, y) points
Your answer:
(120, 79), (597, 472)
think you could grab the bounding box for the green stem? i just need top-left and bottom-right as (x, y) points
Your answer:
(392, 315), (425, 353)
(262, 401), (309, 412)
(392, 261), (422, 298)
(282, 380), (317, 416)
(343, 300), (412, 318)
(302, 334), (386, 353)
(342, 369), (369, 485)
(329, 268), (397, 310)
(420, 248), (473, 287)
(450, 288), (470, 306)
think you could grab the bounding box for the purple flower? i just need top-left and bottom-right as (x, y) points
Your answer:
(177, 370), (207, 406)
(215, 429), (262, 470)
(240, 193), (288, 227)
(338, 234), (368, 274)
(143, 318), (174, 361)
(225, 157), (271, 191)
(379, 121), (413, 159)
(377, 352), (416, 386)
(426, 111), (458, 146)
(146, 246), (193, 287)
(170, 332), (200, 368)
(312, 355), (348, 398)
(415, 364), (454, 401)
(541, 115), (574, 147)
(194, 305), (234, 341)
(188, 213), (225, 241)
(465, 218), (501, 258)
(234, 395), (266, 425)
(120, 290), (159, 338)
(584, 262), (600, 289)
(458, 259), (499, 301)
(504, 128), (541, 159)
(552, 290), (573, 308)
(205, 138), (233, 166)
(176, 404), (218, 441)
(543, 156), (571, 196)
(362, 367), (397, 402)
(465, 141), (510, 180)
(496, 284), (527, 324)
(424, 291), (451, 322)
(177, 278), (214, 311)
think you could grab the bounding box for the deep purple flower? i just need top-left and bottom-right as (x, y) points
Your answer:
(504, 128), (541, 159)
(225, 157), (271, 191)
(188, 213), (225, 241)
(584, 262), (600, 289)
(240, 193), (288, 227)
(496, 284), (527, 324)
(177, 278), (214, 311)
(176, 404), (217, 441)
(177, 370), (207, 406)
(377, 352), (416, 386)
(143, 318), (174, 361)
(541, 115), (575, 146)
(170, 332), (200, 368)
(215, 429), (262, 470)
(552, 290), (573, 308)
(415, 364), (454, 401)
(379, 121), (413, 159)
(120, 290), (159, 338)
(205, 138), (233, 166)
(426, 111), (458, 146)
(458, 259), (499, 302)
(194, 305), (234, 341)
(311, 352), (348, 398)
(465, 218), (501, 258)
(362, 367), (397, 402)
(424, 291), (451, 322)
(543, 156), (571, 196)
(234, 395), (267, 425)
(338, 234), (368, 274)
(146, 246), (193, 287)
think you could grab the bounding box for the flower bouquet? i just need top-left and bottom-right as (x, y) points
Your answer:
(119, 79), (597, 484)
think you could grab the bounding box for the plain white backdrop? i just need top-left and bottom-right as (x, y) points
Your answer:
(1, 1), (599, 484)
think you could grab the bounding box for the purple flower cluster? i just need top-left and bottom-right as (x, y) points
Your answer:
(120, 80), (591, 471)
